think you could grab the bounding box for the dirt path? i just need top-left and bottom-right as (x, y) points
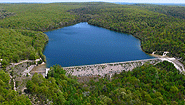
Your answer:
(159, 57), (184, 72)
(22, 65), (36, 76)
(9, 74), (16, 91)
(151, 53), (184, 72)
(11, 60), (33, 66)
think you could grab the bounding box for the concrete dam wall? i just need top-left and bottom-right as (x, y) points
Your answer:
(64, 58), (161, 77)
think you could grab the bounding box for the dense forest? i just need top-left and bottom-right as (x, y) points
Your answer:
(0, 2), (185, 104)
(0, 3), (84, 31)
(0, 28), (48, 68)
(69, 3), (185, 63)
(0, 70), (31, 104)
(0, 8), (15, 19)
(25, 61), (185, 104)
(0, 3), (185, 63)
(0, 3), (84, 64)
(134, 4), (185, 19)
(2, 61), (185, 104)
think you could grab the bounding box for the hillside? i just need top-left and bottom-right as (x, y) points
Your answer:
(134, 4), (185, 19)
(25, 61), (185, 104)
(0, 28), (48, 67)
(0, 2), (185, 105)
(0, 3), (86, 64)
(69, 3), (185, 63)
(0, 3), (185, 63)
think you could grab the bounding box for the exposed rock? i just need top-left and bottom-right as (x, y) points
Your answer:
(64, 58), (161, 77)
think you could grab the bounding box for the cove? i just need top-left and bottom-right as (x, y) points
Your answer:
(44, 22), (154, 67)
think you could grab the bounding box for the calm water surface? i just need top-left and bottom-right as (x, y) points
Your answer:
(44, 22), (154, 67)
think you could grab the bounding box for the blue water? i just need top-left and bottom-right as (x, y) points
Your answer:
(44, 22), (154, 67)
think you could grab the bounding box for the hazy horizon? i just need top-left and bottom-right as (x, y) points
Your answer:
(0, 0), (185, 4)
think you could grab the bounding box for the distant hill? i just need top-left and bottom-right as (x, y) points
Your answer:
(134, 4), (185, 19)
(112, 2), (136, 5)
(151, 3), (185, 6)
(113, 2), (185, 6)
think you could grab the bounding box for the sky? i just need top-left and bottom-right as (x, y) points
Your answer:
(0, 0), (185, 3)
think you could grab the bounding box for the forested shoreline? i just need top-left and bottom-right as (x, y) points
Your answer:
(0, 3), (185, 63)
(0, 3), (83, 66)
(69, 3), (185, 63)
(0, 2), (185, 104)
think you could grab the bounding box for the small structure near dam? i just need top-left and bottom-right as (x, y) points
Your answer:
(63, 58), (161, 77)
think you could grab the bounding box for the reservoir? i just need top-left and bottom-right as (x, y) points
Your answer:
(44, 22), (154, 67)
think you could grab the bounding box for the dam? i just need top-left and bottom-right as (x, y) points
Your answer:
(63, 58), (161, 77)
(29, 57), (184, 78)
